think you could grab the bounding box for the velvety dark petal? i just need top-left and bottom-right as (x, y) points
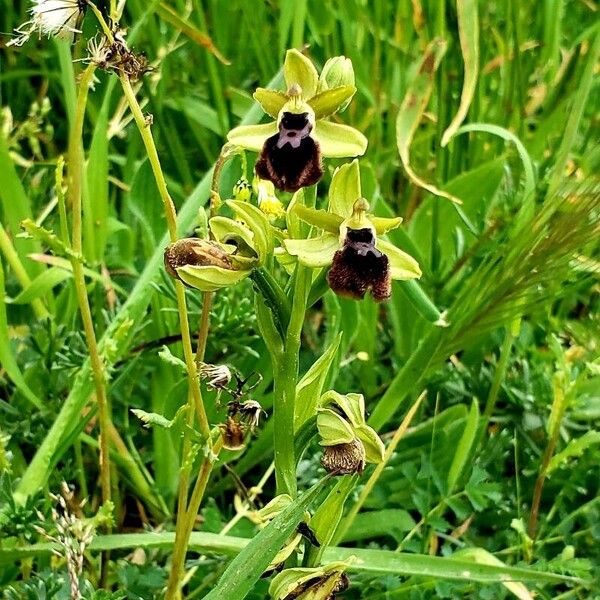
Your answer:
(327, 228), (391, 302)
(255, 111), (323, 192)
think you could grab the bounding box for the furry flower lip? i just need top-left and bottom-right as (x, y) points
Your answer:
(8, 0), (86, 47)
(227, 49), (367, 192)
(284, 160), (421, 302)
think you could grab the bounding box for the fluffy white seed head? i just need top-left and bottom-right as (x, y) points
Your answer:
(31, 0), (83, 39)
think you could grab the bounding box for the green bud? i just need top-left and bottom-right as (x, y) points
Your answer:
(319, 57), (355, 111)
(317, 409), (355, 446)
(233, 177), (252, 202)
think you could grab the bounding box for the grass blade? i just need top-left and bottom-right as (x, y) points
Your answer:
(441, 0), (479, 146)
(204, 478), (325, 600)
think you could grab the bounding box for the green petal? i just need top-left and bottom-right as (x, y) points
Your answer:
(355, 424), (385, 464)
(328, 159), (361, 218)
(176, 264), (250, 292)
(227, 122), (278, 152)
(371, 216), (403, 235)
(292, 205), (342, 234)
(317, 409), (355, 445)
(226, 199), (274, 262)
(253, 88), (288, 119)
(308, 85), (356, 119)
(284, 49), (319, 98)
(378, 239), (422, 280)
(283, 234), (338, 268)
(313, 120), (368, 158)
(209, 216), (256, 254)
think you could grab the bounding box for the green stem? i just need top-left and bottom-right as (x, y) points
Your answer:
(250, 267), (291, 336)
(273, 264), (310, 497)
(68, 64), (112, 509)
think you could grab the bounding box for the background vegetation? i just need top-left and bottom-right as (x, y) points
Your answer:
(0, 0), (598, 598)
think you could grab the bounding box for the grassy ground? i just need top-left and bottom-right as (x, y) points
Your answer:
(0, 0), (599, 598)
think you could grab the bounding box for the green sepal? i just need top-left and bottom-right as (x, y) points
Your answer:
(209, 216), (257, 257)
(286, 189), (303, 239)
(292, 205), (343, 234)
(253, 88), (288, 118)
(378, 239), (422, 280)
(320, 390), (365, 428)
(176, 264), (250, 291)
(227, 122), (278, 152)
(284, 49), (319, 98)
(251, 494), (294, 524)
(283, 234), (338, 268)
(267, 532), (303, 571)
(226, 199), (274, 263)
(355, 424), (385, 464)
(313, 121), (368, 158)
(317, 408), (355, 446)
(308, 85), (356, 119)
(329, 160), (361, 218)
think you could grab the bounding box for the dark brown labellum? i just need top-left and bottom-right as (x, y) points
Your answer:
(255, 112), (323, 192)
(297, 522), (320, 547)
(327, 227), (391, 302)
(321, 439), (366, 475)
(164, 238), (234, 283)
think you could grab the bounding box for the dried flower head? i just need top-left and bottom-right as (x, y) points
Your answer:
(164, 238), (235, 282)
(219, 416), (246, 451)
(8, 0), (86, 47)
(229, 399), (265, 430)
(198, 362), (233, 390)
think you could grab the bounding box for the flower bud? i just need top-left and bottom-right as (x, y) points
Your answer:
(319, 57), (355, 111)
(164, 238), (234, 281)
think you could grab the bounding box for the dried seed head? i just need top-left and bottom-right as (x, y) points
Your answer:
(230, 399), (265, 430)
(198, 362), (233, 390)
(321, 438), (366, 475)
(164, 238), (234, 281)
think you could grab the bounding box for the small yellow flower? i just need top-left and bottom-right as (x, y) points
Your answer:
(256, 179), (285, 220)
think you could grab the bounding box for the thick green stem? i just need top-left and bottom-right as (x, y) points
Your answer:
(273, 264), (310, 497)
(68, 64), (112, 509)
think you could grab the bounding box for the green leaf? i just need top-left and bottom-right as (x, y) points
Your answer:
(7, 267), (70, 305)
(309, 475), (357, 562)
(130, 409), (174, 429)
(396, 38), (462, 205)
(447, 400), (480, 493)
(295, 333), (343, 428)
(19, 219), (81, 262)
(441, 0), (479, 146)
(283, 49), (319, 98)
(451, 123), (536, 199)
(322, 547), (583, 585)
(157, 345), (186, 371)
(328, 159), (361, 217)
(204, 479), (325, 600)
(0, 261), (43, 410)
(547, 430), (600, 474)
